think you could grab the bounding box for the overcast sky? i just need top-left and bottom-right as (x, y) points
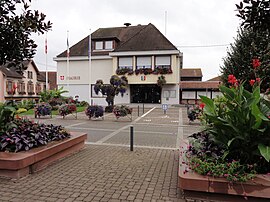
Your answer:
(31, 0), (241, 80)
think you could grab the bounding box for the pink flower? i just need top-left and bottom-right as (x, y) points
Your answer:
(256, 78), (261, 83)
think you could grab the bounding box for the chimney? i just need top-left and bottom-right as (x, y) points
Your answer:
(124, 23), (131, 27)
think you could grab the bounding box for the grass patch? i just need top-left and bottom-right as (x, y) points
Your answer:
(19, 106), (86, 116)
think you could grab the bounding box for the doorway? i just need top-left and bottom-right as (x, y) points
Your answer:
(130, 84), (161, 103)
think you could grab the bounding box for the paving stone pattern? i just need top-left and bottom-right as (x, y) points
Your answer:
(0, 145), (184, 202)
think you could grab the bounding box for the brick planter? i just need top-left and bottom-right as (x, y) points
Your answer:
(0, 132), (87, 179)
(179, 140), (270, 199)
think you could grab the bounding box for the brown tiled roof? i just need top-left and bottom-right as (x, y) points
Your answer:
(114, 23), (177, 52)
(180, 68), (202, 78)
(180, 81), (221, 89)
(38, 72), (46, 82)
(57, 23), (177, 57)
(0, 65), (24, 79)
(207, 76), (221, 81)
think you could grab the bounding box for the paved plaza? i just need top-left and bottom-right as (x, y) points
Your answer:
(1, 105), (267, 201)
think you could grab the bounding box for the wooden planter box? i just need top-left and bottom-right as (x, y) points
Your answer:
(0, 132), (86, 179)
(179, 140), (270, 199)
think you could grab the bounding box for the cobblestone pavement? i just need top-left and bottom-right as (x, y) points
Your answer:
(0, 145), (183, 202)
(1, 105), (265, 201)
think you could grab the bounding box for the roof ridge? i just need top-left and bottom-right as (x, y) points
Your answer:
(114, 24), (149, 51)
(148, 23), (178, 50)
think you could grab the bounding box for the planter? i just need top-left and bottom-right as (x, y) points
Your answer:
(0, 132), (86, 179)
(179, 140), (270, 199)
(59, 104), (77, 119)
(34, 103), (52, 118)
(113, 105), (132, 121)
(85, 105), (104, 120)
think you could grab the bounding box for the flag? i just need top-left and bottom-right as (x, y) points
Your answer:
(45, 38), (48, 54)
(67, 37), (70, 58)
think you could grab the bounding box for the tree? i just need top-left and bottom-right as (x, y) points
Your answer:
(221, 28), (270, 91)
(94, 75), (128, 112)
(221, 0), (270, 92)
(0, 0), (52, 73)
(236, 0), (270, 33)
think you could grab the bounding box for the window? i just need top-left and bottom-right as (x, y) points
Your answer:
(18, 81), (26, 94)
(27, 81), (34, 95)
(105, 41), (113, 50)
(136, 56), (151, 69)
(118, 57), (133, 69)
(6, 81), (14, 94)
(155, 56), (171, 68)
(27, 71), (33, 79)
(36, 83), (42, 94)
(95, 41), (103, 50)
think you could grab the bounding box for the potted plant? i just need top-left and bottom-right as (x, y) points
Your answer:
(85, 105), (104, 119)
(113, 105), (132, 120)
(34, 103), (52, 118)
(180, 74), (270, 198)
(59, 103), (77, 118)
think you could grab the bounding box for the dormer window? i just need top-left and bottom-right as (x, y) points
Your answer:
(95, 41), (103, 50)
(105, 41), (113, 50)
(94, 40), (114, 51)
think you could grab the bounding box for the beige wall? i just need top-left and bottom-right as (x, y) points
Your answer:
(112, 55), (180, 84)
(0, 72), (4, 102)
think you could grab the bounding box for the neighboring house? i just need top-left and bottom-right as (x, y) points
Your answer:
(0, 60), (46, 102)
(54, 23), (183, 105)
(40, 71), (57, 90)
(179, 68), (221, 104)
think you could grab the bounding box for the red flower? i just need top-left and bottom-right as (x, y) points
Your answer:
(228, 74), (238, 85)
(256, 78), (261, 83)
(252, 59), (261, 69)
(249, 79), (255, 86)
(199, 103), (205, 109)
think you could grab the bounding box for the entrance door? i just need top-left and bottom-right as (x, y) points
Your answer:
(131, 84), (161, 103)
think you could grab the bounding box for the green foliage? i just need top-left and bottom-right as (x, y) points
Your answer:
(189, 157), (256, 182)
(40, 87), (68, 103)
(200, 83), (270, 168)
(16, 99), (35, 110)
(0, 0), (52, 68)
(16, 108), (27, 114)
(236, 0), (270, 33)
(220, 28), (270, 92)
(0, 103), (16, 133)
(157, 75), (166, 87)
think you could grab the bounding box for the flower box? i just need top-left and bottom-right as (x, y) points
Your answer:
(85, 105), (104, 119)
(0, 132), (87, 179)
(113, 105), (132, 121)
(179, 140), (270, 199)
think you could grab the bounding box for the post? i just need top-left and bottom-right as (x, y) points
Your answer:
(137, 105), (139, 117)
(130, 125), (134, 151)
(143, 103), (144, 114)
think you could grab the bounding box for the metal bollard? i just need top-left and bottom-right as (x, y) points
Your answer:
(143, 103), (144, 114)
(130, 125), (134, 151)
(137, 105), (139, 117)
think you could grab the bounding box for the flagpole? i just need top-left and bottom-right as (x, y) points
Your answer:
(67, 30), (70, 96)
(45, 32), (48, 90)
(88, 29), (92, 105)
